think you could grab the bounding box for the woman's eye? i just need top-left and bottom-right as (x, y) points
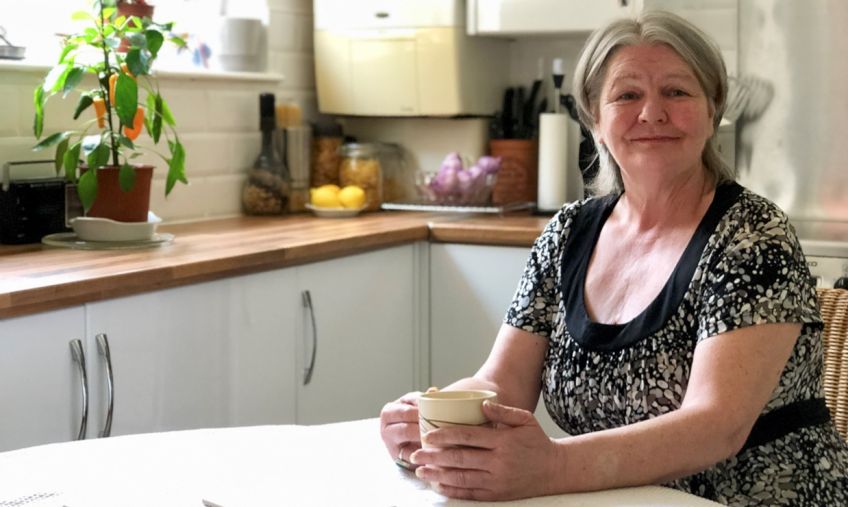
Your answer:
(617, 91), (638, 101)
(667, 89), (689, 97)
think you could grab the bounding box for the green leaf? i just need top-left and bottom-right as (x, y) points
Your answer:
(83, 27), (100, 42)
(58, 44), (78, 64)
(64, 142), (82, 182)
(85, 142), (111, 173)
(33, 86), (44, 138)
(55, 138), (70, 174)
(115, 73), (138, 126)
(152, 94), (163, 142)
(70, 10), (93, 21)
(72, 93), (94, 120)
(166, 139), (187, 195)
(159, 96), (175, 126)
(127, 32), (147, 48)
(43, 64), (69, 93)
(33, 131), (70, 151)
(169, 35), (187, 49)
(118, 163), (137, 192)
(125, 49), (147, 76)
(62, 67), (85, 98)
(77, 168), (98, 212)
(145, 30), (164, 58)
(118, 135), (135, 150)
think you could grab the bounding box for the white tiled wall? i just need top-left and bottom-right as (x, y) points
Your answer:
(0, 0), (316, 223)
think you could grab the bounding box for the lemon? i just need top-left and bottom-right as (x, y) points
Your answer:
(310, 185), (342, 208)
(338, 185), (366, 209)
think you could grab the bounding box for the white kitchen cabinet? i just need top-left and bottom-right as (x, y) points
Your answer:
(295, 244), (419, 424)
(468, 0), (634, 35)
(226, 268), (298, 427)
(429, 243), (566, 437)
(86, 279), (234, 436)
(0, 307), (86, 452)
(0, 244), (422, 450)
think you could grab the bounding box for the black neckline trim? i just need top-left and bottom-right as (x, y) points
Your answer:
(561, 182), (744, 352)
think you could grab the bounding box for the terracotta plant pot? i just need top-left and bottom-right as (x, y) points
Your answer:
(85, 165), (154, 223)
(489, 139), (539, 205)
(117, 3), (155, 52)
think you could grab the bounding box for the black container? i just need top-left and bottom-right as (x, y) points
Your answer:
(1, 161), (69, 244)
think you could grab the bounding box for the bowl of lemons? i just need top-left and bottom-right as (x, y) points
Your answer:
(306, 184), (368, 218)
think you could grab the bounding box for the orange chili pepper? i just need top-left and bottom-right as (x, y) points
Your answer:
(120, 62), (135, 78)
(123, 106), (145, 140)
(92, 97), (106, 128)
(109, 73), (118, 105)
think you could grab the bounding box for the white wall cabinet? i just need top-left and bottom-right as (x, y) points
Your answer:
(429, 243), (566, 437)
(468, 0), (634, 35)
(0, 307), (86, 451)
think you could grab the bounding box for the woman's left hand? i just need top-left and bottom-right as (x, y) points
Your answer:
(409, 400), (562, 501)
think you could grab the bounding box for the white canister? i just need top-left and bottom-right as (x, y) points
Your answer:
(217, 0), (268, 72)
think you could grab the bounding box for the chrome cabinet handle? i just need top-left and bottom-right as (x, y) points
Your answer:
(302, 290), (318, 385)
(69, 339), (88, 441)
(96, 333), (114, 438)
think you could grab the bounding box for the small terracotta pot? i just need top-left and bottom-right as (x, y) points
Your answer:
(117, 3), (155, 52)
(118, 2), (154, 20)
(489, 139), (538, 205)
(84, 165), (154, 223)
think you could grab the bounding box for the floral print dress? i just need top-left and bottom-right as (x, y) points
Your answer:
(505, 182), (848, 506)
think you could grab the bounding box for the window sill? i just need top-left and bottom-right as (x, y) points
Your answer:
(0, 59), (285, 83)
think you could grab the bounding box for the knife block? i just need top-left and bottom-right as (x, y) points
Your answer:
(489, 139), (538, 205)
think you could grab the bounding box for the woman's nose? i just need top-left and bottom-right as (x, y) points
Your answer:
(638, 96), (667, 124)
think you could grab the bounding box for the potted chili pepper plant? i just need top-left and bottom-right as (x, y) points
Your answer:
(32, 0), (187, 222)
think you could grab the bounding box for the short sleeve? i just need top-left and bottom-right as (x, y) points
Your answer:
(696, 199), (822, 342)
(504, 204), (578, 338)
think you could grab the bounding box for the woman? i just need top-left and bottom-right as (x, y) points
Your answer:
(380, 11), (848, 505)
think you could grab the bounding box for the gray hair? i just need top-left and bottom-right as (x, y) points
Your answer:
(573, 10), (733, 196)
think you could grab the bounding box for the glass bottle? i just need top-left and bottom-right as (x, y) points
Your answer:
(242, 93), (290, 215)
(339, 143), (382, 211)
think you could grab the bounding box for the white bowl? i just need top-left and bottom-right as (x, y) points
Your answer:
(305, 203), (366, 218)
(71, 212), (162, 242)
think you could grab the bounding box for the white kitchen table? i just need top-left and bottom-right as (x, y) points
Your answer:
(0, 418), (721, 506)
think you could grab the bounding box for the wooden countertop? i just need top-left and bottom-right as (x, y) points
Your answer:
(0, 212), (549, 319)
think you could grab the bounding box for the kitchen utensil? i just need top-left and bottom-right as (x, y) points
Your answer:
(725, 75), (774, 122)
(0, 26), (25, 60)
(500, 87), (515, 139)
(552, 58), (564, 114)
(723, 76), (750, 122)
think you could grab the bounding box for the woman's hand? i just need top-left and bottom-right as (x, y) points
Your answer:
(409, 401), (562, 501)
(380, 390), (430, 468)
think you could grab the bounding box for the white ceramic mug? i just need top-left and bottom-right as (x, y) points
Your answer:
(418, 390), (497, 448)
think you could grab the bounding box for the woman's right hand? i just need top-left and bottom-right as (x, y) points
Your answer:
(380, 390), (432, 467)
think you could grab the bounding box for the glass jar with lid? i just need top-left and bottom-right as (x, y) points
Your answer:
(339, 143), (382, 211)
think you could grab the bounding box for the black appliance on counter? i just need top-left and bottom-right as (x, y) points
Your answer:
(1, 160), (69, 244)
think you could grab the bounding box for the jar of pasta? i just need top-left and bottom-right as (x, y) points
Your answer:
(339, 143), (382, 211)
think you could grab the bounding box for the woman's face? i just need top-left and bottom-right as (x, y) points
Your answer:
(595, 43), (714, 184)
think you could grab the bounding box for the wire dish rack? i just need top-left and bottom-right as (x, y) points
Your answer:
(381, 201), (535, 214)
